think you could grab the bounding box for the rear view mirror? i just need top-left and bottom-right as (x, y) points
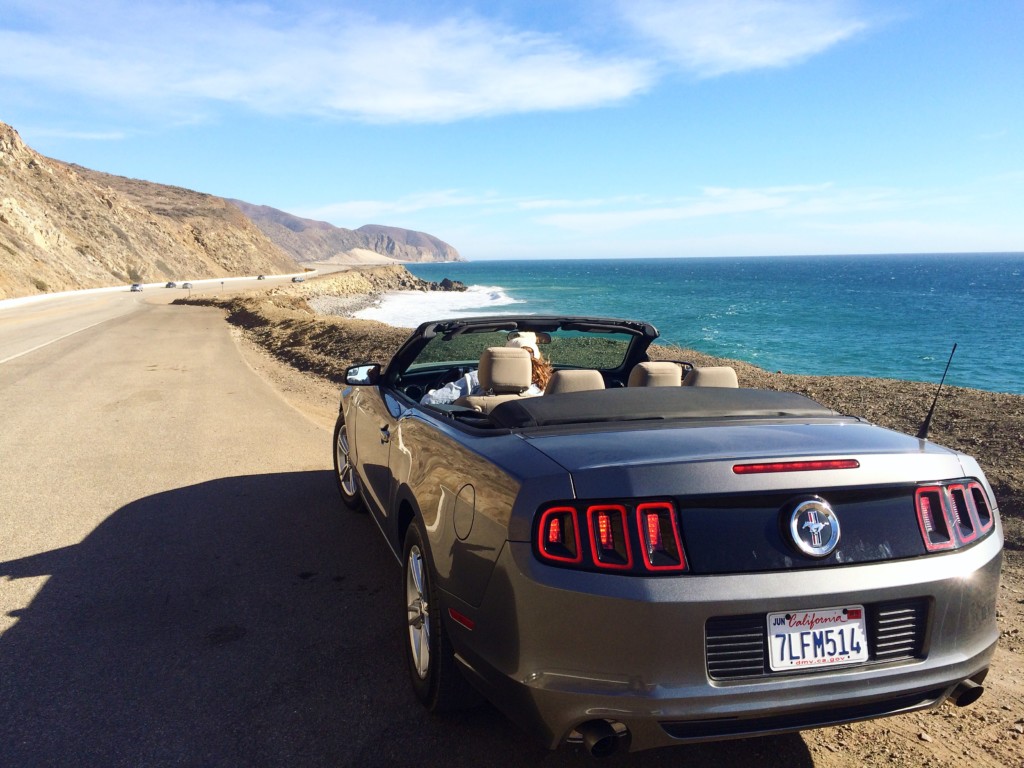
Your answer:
(346, 364), (380, 386)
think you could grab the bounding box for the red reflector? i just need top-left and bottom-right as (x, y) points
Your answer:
(733, 459), (860, 474)
(448, 608), (475, 631)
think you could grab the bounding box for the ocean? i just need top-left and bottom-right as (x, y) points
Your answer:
(352, 253), (1024, 395)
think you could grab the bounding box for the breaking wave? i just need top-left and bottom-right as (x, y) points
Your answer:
(353, 284), (524, 328)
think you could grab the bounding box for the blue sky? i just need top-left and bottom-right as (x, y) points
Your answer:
(1, 0), (1021, 259)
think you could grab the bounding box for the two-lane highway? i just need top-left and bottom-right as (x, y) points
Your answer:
(0, 289), (814, 766)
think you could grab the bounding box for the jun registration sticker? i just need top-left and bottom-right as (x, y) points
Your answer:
(767, 605), (869, 671)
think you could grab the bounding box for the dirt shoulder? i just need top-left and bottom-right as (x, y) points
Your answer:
(184, 271), (1024, 767)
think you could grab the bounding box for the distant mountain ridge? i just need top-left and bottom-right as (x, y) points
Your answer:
(0, 118), (462, 300)
(0, 120), (303, 299)
(227, 200), (462, 264)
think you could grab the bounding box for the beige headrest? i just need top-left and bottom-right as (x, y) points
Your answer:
(628, 361), (682, 387)
(505, 337), (540, 358)
(479, 347), (533, 393)
(682, 366), (739, 388)
(545, 369), (606, 395)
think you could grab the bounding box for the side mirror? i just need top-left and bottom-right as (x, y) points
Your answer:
(346, 363), (381, 386)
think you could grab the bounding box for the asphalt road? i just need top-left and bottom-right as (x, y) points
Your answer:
(0, 288), (816, 767)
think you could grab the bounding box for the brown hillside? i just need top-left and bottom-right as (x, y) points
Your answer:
(228, 199), (462, 264)
(0, 121), (300, 300)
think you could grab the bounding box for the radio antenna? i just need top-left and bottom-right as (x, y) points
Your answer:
(917, 343), (957, 441)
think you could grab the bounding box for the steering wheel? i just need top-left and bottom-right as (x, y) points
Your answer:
(428, 367), (466, 393)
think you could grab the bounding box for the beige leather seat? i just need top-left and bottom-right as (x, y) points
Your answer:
(682, 366), (739, 387)
(545, 369), (605, 395)
(454, 347), (536, 413)
(627, 361), (683, 387)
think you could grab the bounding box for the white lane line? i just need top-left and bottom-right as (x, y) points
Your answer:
(0, 315), (120, 365)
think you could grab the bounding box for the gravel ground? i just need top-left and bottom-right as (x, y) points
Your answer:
(178, 269), (1024, 767)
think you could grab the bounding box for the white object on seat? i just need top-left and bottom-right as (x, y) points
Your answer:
(682, 366), (739, 388)
(628, 361), (682, 387)
(454, 347), (536, 413)
(545, 369), (605, 395)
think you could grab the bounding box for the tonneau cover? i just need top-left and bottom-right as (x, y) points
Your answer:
(489, 386), (840, 428)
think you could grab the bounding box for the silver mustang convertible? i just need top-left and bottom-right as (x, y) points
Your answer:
(333, 316), (1002, 756)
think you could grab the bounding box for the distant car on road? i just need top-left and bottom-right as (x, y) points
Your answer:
(335, 314), (1003, 757)
(291, 276), (305, 283)
(257, 275), (266, 280)
(165, 281), (177, 288)
(181, 282), (193, 289)
(130, 284), (143, 292)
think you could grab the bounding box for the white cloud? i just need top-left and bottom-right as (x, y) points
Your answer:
(0, 1), (654, 123)
(619, 0), (870, 76)
(536, 187), (795, 232)
(531, 184), (961, 234)
(303, 190), (501, 223)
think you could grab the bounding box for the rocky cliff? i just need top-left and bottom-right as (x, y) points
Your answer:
(228, 200), (462, 264)
(0, 121), (301, 300)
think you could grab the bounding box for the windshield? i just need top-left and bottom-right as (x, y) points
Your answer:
(408, 328), (636, 372)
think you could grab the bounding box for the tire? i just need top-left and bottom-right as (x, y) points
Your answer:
(332, 413), (364, 512)
(403, 520), (478, 712)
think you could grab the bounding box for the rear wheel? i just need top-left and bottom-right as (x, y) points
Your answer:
(332, 414), (364, 511)
(403, 520), (478, 712)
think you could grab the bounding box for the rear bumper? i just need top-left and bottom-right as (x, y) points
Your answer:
(444, 526), (1002, 752)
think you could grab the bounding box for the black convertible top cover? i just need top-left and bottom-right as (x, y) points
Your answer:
(488, 387), (841, 429)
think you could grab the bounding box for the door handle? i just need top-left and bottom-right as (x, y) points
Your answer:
(379, 426), (391, 444)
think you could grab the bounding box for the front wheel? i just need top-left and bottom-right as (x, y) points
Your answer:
(403, 520), (478, 712)
(332, 414), (364, 512)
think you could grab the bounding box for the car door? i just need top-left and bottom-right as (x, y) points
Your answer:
(350, 385), (405, 520)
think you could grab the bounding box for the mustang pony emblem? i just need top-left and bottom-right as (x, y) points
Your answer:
(789, 498), (841, 557)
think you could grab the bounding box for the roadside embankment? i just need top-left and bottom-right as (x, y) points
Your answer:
(177, 265), (1024, 524)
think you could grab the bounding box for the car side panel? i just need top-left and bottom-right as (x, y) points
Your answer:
(389, 412), (572, 607)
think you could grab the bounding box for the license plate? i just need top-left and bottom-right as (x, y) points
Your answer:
(767, 605), (869, 671)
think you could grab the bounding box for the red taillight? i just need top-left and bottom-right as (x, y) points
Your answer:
(537, 506), (582, 564)
(535, 500), (687, 575)
(636, 502), (687, 571)
(947, 484), (978, 543)
(916, 487), (955, 551)
(969, 482), (994, 533)
(915, 480), (997, 552)
(587, 505), (633, 570)
(733, 459), (860, 474)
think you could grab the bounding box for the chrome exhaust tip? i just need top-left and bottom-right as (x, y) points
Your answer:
(573, 719), (628, 758)
(950, 677), (984, 707)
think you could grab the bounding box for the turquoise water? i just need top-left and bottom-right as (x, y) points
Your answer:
(403, 254), (1024, 395)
